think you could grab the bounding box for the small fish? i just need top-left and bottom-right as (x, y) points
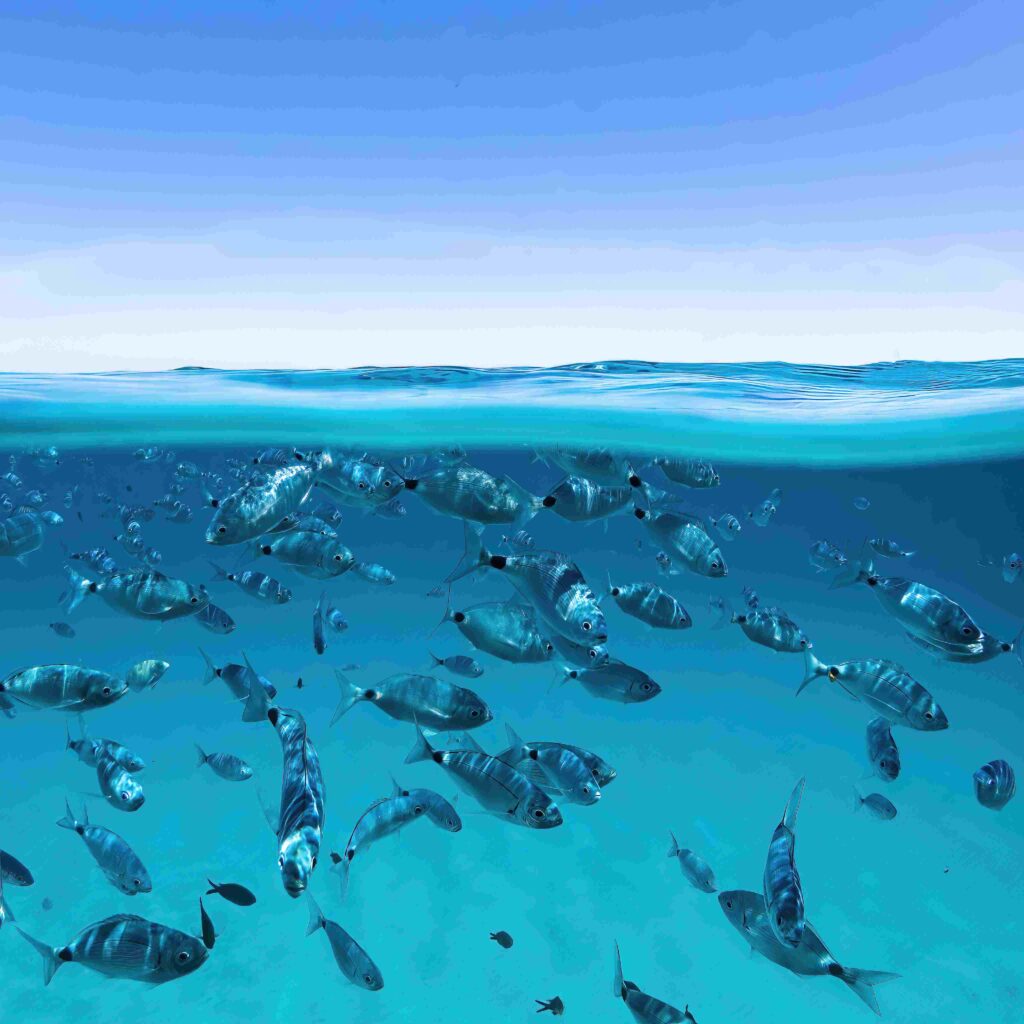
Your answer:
(605, 577), (692, 630)
(352, 561), (396, 585)
(56, 800), (151, 895)
(372, 496), (407, 518)
(62, 566), (208, 622)
(866, 717), (900, 782)
(490, 930), (513, 949)
(194, 602), (236, 634)
(205, 880), (257, 906)
(748, 488), (782, 527)
(974, 759), (1015, 811)
(97, 755), (145, 812)
(854, 791), (897, 820)
(709, 512), (741, 540)
(853, 496), (871, 511)
(0, 849), (35, 886)
(667, 834), (716, 893)
(502, 530), (535, 552)
(42, 897), (53, 911)
(535, 996), (565, 1016)
(655, 551), (681, 576)
(210, 562), (291, 604)
(195, 744), (253, 782)
(712, 600), (810, 653)
(17, 914), (208, 986)
(440, 600), (554, 663)
(562, 659), (661, 704)
(305, 894), (383, 990)
(313, 592), (327, 655)
(402, 462), (541, 525)
(541, 475), (633, 523)
(808, 540), (847, 573)
(498, 725), (601, 805)
(428, 652), (484, 678)
(763, 778), (806, 948)
(634, 507), (727, 578)
(654, 456), (719, 489)
(49, 622), (76, 639)
(255, 530), (355, 580)
(199, 899), (216, 950)
(1002, 553), (1022, 584)
(66, 726), (145, 773)
(868, 537), (914, 559)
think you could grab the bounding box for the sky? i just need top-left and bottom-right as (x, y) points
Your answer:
(1, 1), (1022, 370)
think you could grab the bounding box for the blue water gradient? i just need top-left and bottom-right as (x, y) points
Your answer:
(3, 360), (1024, 465)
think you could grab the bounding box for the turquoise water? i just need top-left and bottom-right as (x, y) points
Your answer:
(0, 363), (1021, 1023)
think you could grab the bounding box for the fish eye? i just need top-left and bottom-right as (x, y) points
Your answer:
(311, 856), (317, 869)
(133, 878), (141, 887)
(880, 760), (887, 769)
(582, 621), (592, 631)
(102, 686), (112, 696)
(545, 642), (554, 652)
(333, 554), (342, 561)
(278, 855), (285, 867)
(588, 649), (597, 659)
(469, 708), (480, 718)
(642, 682), (652, 691)
(611, 587), (619, 596)
(799, 638), (808, 648)
(924, 711), (933, 720)
(190, 596), (198, 603)
(725, 900), (733, 909)
(358, 481), (366, 489)
(414, 805), (424, 815)
(533, 808), (545, 819)
(120, 791), (130, 801)
(363, 974), (375, 986)
(217, 526), (226, 534)
(177, 951), (191, 964)
(383, 479), (392, 488)
(592, 769), (601, 779)
(776, 913), (784, 926)
(711, 561), (720, 570)
(961, 626), (974, 636)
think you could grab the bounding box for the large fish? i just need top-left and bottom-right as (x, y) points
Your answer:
(439, 600), (555, 663)
(0, 660), (167, 713)
(497, 725), (602, 805)
(403, 462), (541, 526)
(633, 506), (726, 578)
(763, 778), (806, 948)
(331, 671), (492, 731)
(63, 567), (207, 621)
(605, 578), (692, 630)
(541, 476), (634, 523)
(718, 889), (899, 1015)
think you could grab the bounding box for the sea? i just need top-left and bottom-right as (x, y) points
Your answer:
(0, 361), (1021, 1024)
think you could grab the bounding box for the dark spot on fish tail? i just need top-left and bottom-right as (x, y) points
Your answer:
(628, 474), (641, 488)
(76, 825), (84, 835)
(633, 508), (646, 519)
(828, 667), (839, 681)
(268, 708), (280, 726)
(529, 750), (538, 759)
(58, 948), (73, 962)
(364, 689), (379, 701)
(88, 582), (98, 593)
(329, 852), (342, 864)
(737, 615), (747, 624)
(346, 848), (356, 860)
(867, 576), (878, 587)
(212, 500), (220, 508)
(1001, 642), (1012, 652)
(432, 752), (444, 764)
(261, 545), (272, 555)
(489, 555), (507, 569)
(542, 496), (556, 508)
(453, 611), (466, 623)
(827, 963), (843, 978)
(404, 479), (419, 491)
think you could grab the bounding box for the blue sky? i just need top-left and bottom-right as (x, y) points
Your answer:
(1, 1), (1021, 368)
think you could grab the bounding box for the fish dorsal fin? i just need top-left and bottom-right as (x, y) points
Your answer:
(782, 777), (806, 831)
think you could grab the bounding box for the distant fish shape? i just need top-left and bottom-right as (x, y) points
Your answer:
(654, 456), (719, 489)
(352, 561), (395, 585)
(854, 791), (898, 820)
(195, 744), (253, 782)
(428, 652), (484, 678)
(194, 602), (236, 634)
(809, 540), (847, 573)
(718, 889), (898, 1015)
(206, 880), (257, 906)
(867, 537), (914, 559)
(17, 913), (208, 986)
(712, 599), (810, 653)
(667, 834), (716, 893)
(974, 759), (1015, 811)
(199, 899), (215, 950)
(49, 622), (76, 639)
(209, 562), (292, 604)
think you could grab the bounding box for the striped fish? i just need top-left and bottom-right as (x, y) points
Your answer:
(613, 941), (694, 1023)
(763, 778), (806, 948)
(57, 800), (151, 895)
(974, 759), (1015, 811)
(633, 507), (727, 579)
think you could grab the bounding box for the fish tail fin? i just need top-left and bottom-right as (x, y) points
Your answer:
(59, 565), (94, 613)
(852, 787), (865, 813)
(304, 893), (326, 937)
(330, 671), (363, 726)
(389, 773), (404, 797)
(504, 722), (526, 757)
(797, 649), (828, 696)
(783, 777), (806, 830)
(667, 831), (680, 858)
(830, 557), (873, 590)
(427, 651), (443, 669)
(16, 928), (61, 986)
(836, 966), (900, 1016)
(56, 798), (77, 831)
(64, 722), (73, 751)
(709, 597), (733, 629)
(428, 591), (455, 636)
(125, 659), (168, 692)
(444, 522), (492, 585)
(198, 647), (217, 685)
(205, 880), (218, 895)
(241, 680), (272, 724)
(404, 724), (434, 765)
(613, 940), (624, 1000)
(208, 560), (229, 581)
(194, 743), (208, 768)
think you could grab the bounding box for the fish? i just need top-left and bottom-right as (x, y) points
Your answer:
(536, 996), (565, 1016)
(195, 744), (253, 782)
(206, 880), (257, 906)
(199, 899), (215, 950)
(17, 914), (208, 986)
(798, 650), (948, 730)
(633, 506), (727, 578)
(763, 778), (806, 948)
(854, 791), (898, 820)
(332, 671), (492, 731)
(56, 800), (151, 895)
(495, 740), (616, 796)
(709, 512), (741, 540)
(866, 718), (900, 782)
(0, 511), (63, 561)
(206, 452), (331, 544)
(451, 525), (607, 644)
(605, 577), (692, 630)
(403, 462), (541, 525)
(542, 448), (642, 488)
(1, 849), (34, 888)
(331, 779), (462, 898)
(718, 889), (899, 1015)
(49, 622), (76, 639)
(0, 660), (167, 713)
(748, 488), (782, 527)
(316, 455), (398, 509)
(255, 530), (355, 580)
(209, 562), (292, 603)
(974, 759), (1015, 811)
(62, 566), (208, 621)
(428, 652), (484, 678)
(809, 540), (848, 573)
(313, 591), (327, 655)
(868, 537), (914, 559)
(498, 725), (601, 805)
(439, 600), (554, 663)
(712, 600), (811, 652)
(266, 706), (326, 898)
(405, 727), (563, 829)
(562, 659), (661, 704)
(614, 941), (693, 1023)
(853, 496), (871, 511)
(1002, 553), (1022, 584)
(352, 561), (395, 585)
(654, 457), (719, 489)
(490, 930), (514, 949)
(541, 476), (634, 523)
(194, 602), (236, 634)
(97, 755), (145, 812)
(667, 834), (716, 893)
(66, 725), (145, 772)
(372, 495), (407, 518)
(199, 649), (277, 718)
(549, 632), (610, 668)
(305, 894), (383, 990)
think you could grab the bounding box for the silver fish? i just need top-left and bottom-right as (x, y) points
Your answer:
(562, 659), (661, 704)
(494, 741), (616, 796)
(543, 448), (641, 488)
(195, 744), (253, 782)
(440, 600), (554, 663)
(428, 652), (484, 678)
(854, 791), (897, 820)
(866, 718), (900, 782)
(634, 507), (726, 578)
(709, 512), (741, 540)
(331, 672), (491, 731)
(974, 759), (1015, 811)
(868, 537), (914, 559)
(718, 889), (899, 1015)
(667, 834), (716, 893)
(713, 601), (810, 653)
(97, 756), (145, 812)
(63, 567), (207, 621)
(541, 475), (634, 523)
(654, 456), (719, 489)
(195, 602), (236, 634)
(256, 530), (354, 580)
(352, 561), (395, 585)
(809, 540), (847, 573)
(763, 778), (806, 948)
(497, 725), (601, 805)
(305, 894), (383, 990)
(0, 660), (167, 713)
(210, 562), (292, 603)
(18, 914), (207, 986)
(66, 726), (145, 773)
(200, 649), (277, 717)
(614, 941), (694, 1024)
(57, 800), (151, 895)
(605, 578), (692, 630)
(403, 462), (540, 525)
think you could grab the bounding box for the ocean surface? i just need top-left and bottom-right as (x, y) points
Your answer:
(0, 362), (1021, 1024)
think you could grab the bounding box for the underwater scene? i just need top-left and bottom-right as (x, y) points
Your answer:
(0, 363), (1021, 1024)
